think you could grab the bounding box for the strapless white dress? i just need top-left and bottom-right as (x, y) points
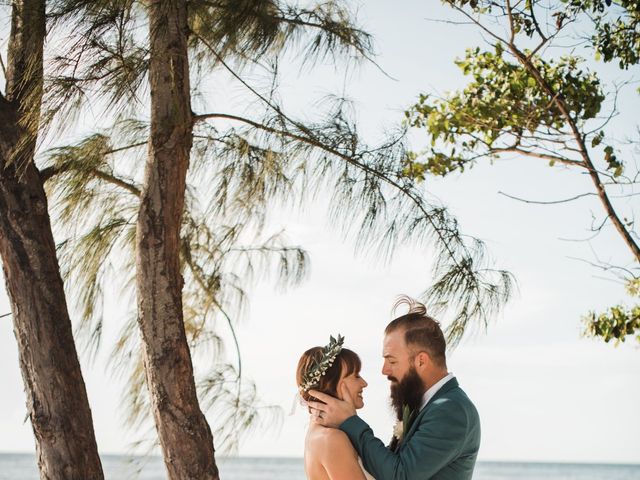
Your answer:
(358, 458), (376, 480)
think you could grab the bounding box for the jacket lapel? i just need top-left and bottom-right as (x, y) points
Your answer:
(401, 377), (459, 444)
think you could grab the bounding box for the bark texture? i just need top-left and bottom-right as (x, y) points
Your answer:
(0, 1), (104, 479)
(136, 1), (219, 478)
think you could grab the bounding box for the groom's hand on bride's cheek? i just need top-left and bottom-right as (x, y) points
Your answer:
(308, 390), (356, 428)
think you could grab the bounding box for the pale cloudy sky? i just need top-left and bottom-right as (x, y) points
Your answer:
(1, 0), (639, 464)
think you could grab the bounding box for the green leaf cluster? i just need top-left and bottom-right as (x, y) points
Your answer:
(424, 1), (639, 347)
(564, 0), (640, 69)
(583, 279), (640, 344)
(299, 334), (345, 392)
(404, 46), (604, 177)
(603, 145), (623, 177)
(583, 305), (640, 344)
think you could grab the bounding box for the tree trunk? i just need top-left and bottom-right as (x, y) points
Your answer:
(0, 1), (104, 479)
(136, 1), (219, 478)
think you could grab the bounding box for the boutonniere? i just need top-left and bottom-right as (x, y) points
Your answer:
(393, 405), (416, 441)
(392, 419), (404, 440)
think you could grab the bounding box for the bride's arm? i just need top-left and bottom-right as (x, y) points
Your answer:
(320, 430), (368, 480)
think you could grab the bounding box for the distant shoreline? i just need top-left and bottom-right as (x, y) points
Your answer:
(1, 452), (638, 467)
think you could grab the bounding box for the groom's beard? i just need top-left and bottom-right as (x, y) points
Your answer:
(389, 366), (425, 420)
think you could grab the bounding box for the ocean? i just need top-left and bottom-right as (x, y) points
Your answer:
(0, 454), (638, 479)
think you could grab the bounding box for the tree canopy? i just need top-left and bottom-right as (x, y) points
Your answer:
(21, 0), (514, 454)
(404, 0), (639, 343)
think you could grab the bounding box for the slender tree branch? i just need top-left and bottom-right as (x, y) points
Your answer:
(191, 32), (301, 130)
(446, 2), (508, 46)
(193, 111), (494, 321)
(89, 169), (141, 196)
(423, 16), (476, 27)
(528, 0), (547, 42)
(40, 140), (145, 189)
(271, 13), (388, 78)
(40, 163), (141, 196)
(182, 252), (243, 414)
(604, 190), (640, 198)
(193, 113), (408, 194)
(490, 146), (584, 167)
(225, 245), (303, 254)
(193, 0), (394, 79)
(590, 214), (610, 233)
(444, 1), (640, 263)
(567, 256), (637, 280)
(506, 0), (516, 44)
(0, 51), (6, 79)
(503, 25), (640, 262)
(498, 191), (596, 205)
(108, 141), (147, 154)
(528, 23), (564, 59)
(558, 229), (604, 243)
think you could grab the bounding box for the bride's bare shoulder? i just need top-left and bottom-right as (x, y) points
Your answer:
(305, 425), (367, 480)
(307, 426), (354, 454)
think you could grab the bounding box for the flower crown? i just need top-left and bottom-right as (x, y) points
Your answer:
(299, 334), (344, 393)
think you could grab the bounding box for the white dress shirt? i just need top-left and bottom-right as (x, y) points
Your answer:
(419, 373), (455, 411)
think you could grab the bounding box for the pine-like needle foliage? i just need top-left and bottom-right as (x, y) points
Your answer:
(41, 0), (512, 454)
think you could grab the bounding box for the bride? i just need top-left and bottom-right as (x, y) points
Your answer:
(296, 336), (374, 480)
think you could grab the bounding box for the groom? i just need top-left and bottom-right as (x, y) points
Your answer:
(309, 297), (480, 480)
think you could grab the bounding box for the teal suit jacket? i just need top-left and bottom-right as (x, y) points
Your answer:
(340, 378), (480, 480)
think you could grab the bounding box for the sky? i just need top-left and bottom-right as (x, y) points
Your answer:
(1, 0), (640, 465)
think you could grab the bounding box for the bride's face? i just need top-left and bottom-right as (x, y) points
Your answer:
(338, 371), (368, 409)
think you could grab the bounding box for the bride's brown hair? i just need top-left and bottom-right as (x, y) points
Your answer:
(296, 347), (361, 403)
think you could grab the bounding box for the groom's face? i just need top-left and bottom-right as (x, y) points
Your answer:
(383, 329), (426, 417)
(382, 329), (413, 385)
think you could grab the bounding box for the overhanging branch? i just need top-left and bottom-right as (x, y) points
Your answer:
(40, 163), (141, 197)
(498, 191), (596, 205)
(491, 146), (584, 167)
(194, 110), (506, 332)
(447, 0), (640, 263)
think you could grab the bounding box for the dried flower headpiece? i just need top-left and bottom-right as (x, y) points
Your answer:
(299, 334), (344, 393)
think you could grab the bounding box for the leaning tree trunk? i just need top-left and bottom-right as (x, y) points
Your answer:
(0, 1), (104, 479)
(136, 1), (219, 478)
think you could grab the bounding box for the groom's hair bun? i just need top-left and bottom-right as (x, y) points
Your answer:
(296, 347), (361, 403)
(386, 295), (447, 368)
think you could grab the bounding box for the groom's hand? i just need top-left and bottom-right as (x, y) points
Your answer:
(308, 385), (356, 428)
